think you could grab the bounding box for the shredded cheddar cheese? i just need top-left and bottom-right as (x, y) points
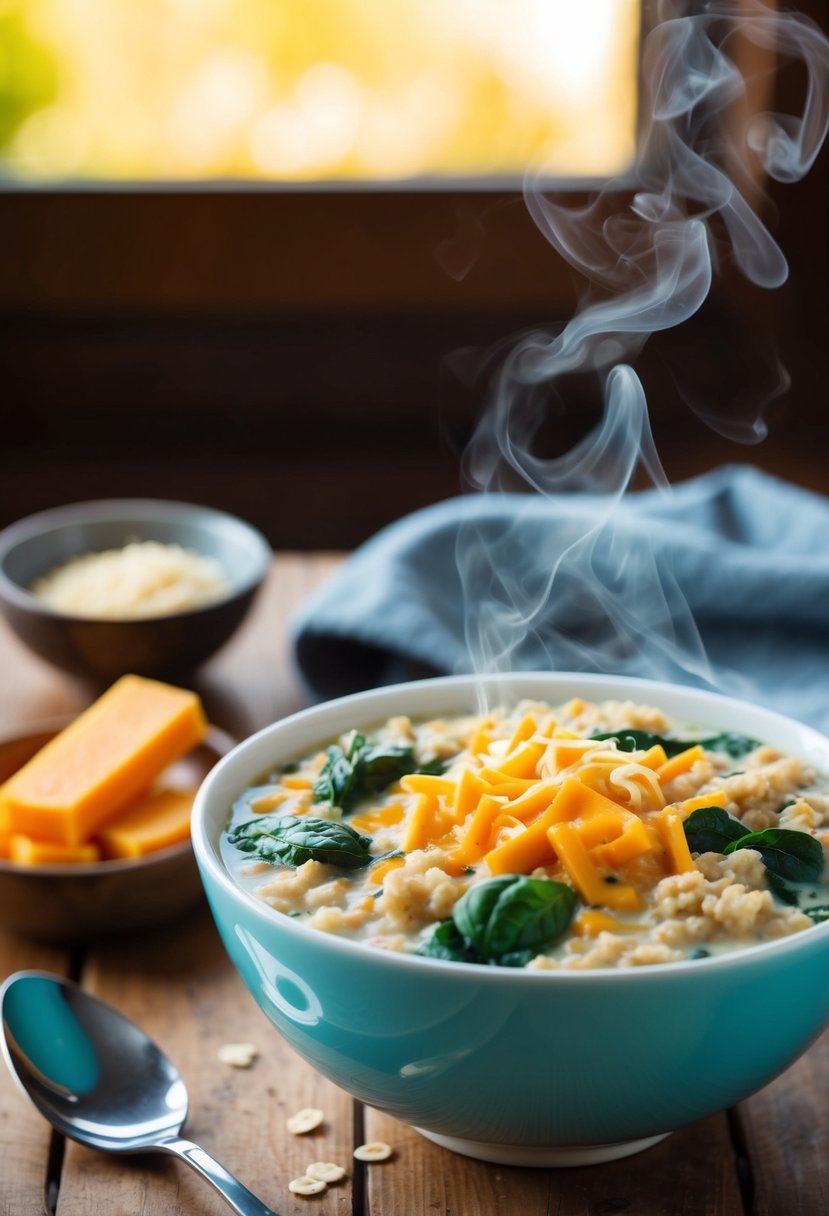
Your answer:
(225, 695), (826, 971)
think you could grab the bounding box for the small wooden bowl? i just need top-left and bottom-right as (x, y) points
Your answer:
(0, 499), (271, 684)
(0, 718), (235, 943)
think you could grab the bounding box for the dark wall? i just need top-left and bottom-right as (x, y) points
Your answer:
(1, 7), (827, 548)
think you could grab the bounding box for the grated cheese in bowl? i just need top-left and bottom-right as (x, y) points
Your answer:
(30, 540), (231, 619)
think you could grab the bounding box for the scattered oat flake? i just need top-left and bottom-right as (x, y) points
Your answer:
(286, 1107), (325, 1134)
(289, 1176), (327, 1196)
(306, 1161), (347, 1183)
(216, 1042), (258, 1068)
(353, 1141), (393, 1162)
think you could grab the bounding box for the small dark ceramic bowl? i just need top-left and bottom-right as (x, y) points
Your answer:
(0, 500), (271, 683)
(0, 717), (235, 943)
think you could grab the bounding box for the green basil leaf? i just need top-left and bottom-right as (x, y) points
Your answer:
(805, 905), (829, 924)
(313, 734), (415, 813)
(227, 814), (372, 869)
(683, 806), (747, 854)
(724, 827), (825, 885)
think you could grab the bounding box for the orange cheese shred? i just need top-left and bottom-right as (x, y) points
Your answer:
(574, 910), (646, 938)
(399, 773), (457, 799)
(593, 815), (654, 868)
(490, 740), (546, 780)
(454, 794), (509, 865)
(546, 821), (643, 911)
(368, 855), (406, 885)
(504, 713), (540, 753)
(654, 810), (697, 873)
(676, 789), (728, 817)
(452, 768), (487, 823)
(348, 802), (406, 834)
(657, 745), (705, 785)
(483, 804), (562, 875)
(401, 793), (441, 853)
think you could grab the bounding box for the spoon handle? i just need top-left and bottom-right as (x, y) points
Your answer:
(156, 1135), (281, 1216)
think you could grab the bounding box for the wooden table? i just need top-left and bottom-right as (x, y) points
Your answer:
(1, 554), (826, 1216)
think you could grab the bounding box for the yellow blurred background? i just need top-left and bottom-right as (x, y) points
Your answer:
(0, 0), (640, 182)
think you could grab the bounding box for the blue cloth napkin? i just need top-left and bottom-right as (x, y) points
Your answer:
(292, 465), (829, 733)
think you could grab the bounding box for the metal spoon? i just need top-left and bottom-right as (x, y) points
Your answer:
(0, 970), (280, 1216)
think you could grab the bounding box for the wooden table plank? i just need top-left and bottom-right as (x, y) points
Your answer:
(1, 551), (828, 1216)
(54, 909), (356, 1216)
(0, 554), (343, 1216)
(363, 1107), (746, 1216)
(735, 1026), (829, 1216)
(0, 934), (76, 1216)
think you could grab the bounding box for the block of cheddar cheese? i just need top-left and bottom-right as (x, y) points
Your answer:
(0, 675), (208, 846)
(97, 787), (196, 859)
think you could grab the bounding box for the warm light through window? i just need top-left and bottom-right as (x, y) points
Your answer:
(0, 0), (641, 183)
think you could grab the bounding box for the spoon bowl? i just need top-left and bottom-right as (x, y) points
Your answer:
(0, 970), (279, 1216)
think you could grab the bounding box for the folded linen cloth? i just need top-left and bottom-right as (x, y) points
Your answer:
(292, 465), (829, 734)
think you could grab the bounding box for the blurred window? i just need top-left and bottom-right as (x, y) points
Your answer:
(0, 0), (640, 184)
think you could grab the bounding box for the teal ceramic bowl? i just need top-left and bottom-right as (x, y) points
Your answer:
(191, 673), (829, 1167)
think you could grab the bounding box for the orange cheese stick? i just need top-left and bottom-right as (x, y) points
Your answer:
(10, 835), (101, 865)
(0, 798), (11, 859)
(97, 787), (196, 859)
(1, 675), (208, 846)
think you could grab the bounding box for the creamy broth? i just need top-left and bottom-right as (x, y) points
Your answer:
(221, 698), (829, 969)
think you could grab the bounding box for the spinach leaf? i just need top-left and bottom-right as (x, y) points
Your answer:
(416, 757), (451, 776)
(493, 949), (538, 968)
(452, 875), (578, 964)
(683, 806), (748, 854)
(313, 733), (415, 813)
(696, 732), (759, 759)
(452, 877), (522, 956)
(417, 920), (477, 963)
(724, 827), (825, 886)
(589, 729), (684, 755)
(805, 906), (829, 924)
(765, 872), (800, 906)
(590, 729), (758, 759)
(683, 812), (826, 908)
(228, 814), (372, 869)
(418, 877), (577, 967)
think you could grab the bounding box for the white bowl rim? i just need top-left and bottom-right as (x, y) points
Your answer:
(0, 497), (272, 619)
(192, 671), (829, 984)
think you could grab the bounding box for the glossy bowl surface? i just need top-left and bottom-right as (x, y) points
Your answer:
(192, 672), (829, 1166)
(0, 499), (271, 682)
(0, 718), (235, 943)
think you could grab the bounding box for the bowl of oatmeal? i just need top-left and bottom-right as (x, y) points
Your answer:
(191, 672), (829, 1166)
(0, 499), (271, 682)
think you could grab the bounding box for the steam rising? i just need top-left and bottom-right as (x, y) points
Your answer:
(458, 0), (829, 699)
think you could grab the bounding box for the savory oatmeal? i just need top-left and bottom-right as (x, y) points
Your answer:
(221, 697), (829, 969)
